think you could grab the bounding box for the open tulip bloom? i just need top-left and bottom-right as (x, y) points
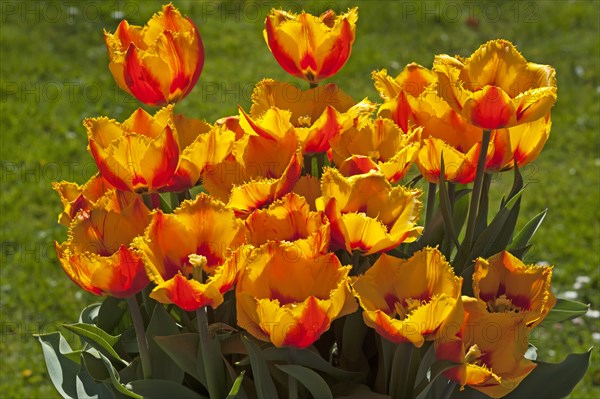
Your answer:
(41, 4), (592, 399)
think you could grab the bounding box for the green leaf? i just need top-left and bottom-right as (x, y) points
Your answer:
(237, 345), (362, 382)
(275, 364), (333, 399)
(509, 208), (548, 254)
(241, 336), (278, 399)
(128, 379), (208, 399)
(341, 309), (369, 372)
(146, 304), (184, 382)
(160, 193), (173, 213)
(81, 351), (111, 382)
(37, 332), (82, 398)
(62, 323), (126, 366)
(153, 334), (203, 383)
(438, 154), (460, 248)
(388, 342), (420, 399)
(226, 371), (246, 399)
(333, 383), (391, 398)
(97, 297), (128, 334)
(414, 360), (458, 399)
(505, 349), (592, 399)
(79, 303), (101, 325)
(540, 298), (590, 326)
(96, 351), (143, 398)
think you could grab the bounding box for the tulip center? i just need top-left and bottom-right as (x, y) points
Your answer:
(394, 297), (427, 320)
(183, 254), (207, 282)
(298, 115), (312, 127)
(465, 344), (485, 366)
(486, 295), (521, 313)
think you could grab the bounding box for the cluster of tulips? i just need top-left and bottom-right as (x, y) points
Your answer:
(40, 4), (590, 399)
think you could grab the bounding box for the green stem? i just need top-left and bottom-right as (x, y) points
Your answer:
(425, 182), (437, 230)
(126, 296), (151, 379)
(197, 308), (222, 399)
(309, 81), (318, 89)
(458, 129), (491, 272)
(316, 152), (326, 179)
(288, 346), (299, 399)
(303, 154), (314, 176)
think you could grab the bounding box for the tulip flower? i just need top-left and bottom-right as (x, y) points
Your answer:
(435, 296), (536, 398)
(352, 247), (462, 347)
(236, 242), (357, 348)
(134, 193), (245, 277)
(55, 191), (150, 297)
(250, 79), (373, 154)
(104, 4), (204, 106)
(52, 174), (114, 226)
(245, 193), (330, 258)
(202, 107), (303, 216)
(85, 106), (180, 193)
(375, 65), (496, 184)
(473, 251), (556, 327)
(487, 113), (551, 171)
(433, 39), (557, 129)
(329, 117), (420, 183)
(264, 8), (358, 84)
(316, 168), (422, 255)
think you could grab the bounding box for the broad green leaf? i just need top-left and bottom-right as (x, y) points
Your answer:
(333, 383), (391, 398)
(37, 332), (82, 398)
(237, 345), (362, 382)
(128, 379), (208, 399)
(226, 371), (246, 399)
(505, 349), (592, 399)
(62, 323), (126, 366)
(389, 342), (420, 399)
(197, 311), (228, 399)
(539, 298), (590, 326)
(98, 297), (128, 334)
(96, 351), (143, 398)
(438, 155), (460, 249)
(79, 303), (101, 325)
(413, 360), (458, 399)
(146, 304), (184, 382)
(81, 351), (111, 382)
(473, 174), (492, 238)
(509, 209), (548, 253)
(159, 193), (173, 213)
(276, 364), (333, 399)
(341, 309), (369, 373)
(241, 336), (278, 399)
(153, 333), (204, 383)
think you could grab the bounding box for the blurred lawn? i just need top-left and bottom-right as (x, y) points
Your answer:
(1, 0), (598, 397)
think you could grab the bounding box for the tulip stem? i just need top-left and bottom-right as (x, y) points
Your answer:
(458, 129), (491, 273)
(126, 296), (151, 379)
(288, 346), (299, 399)
(425, 182), (437, 230)
(197, 307), (224, 399)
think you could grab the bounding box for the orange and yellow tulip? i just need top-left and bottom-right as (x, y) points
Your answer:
(104, 4), (204, 106)
(134, 193), (245, 310)
(264, 8), (358, 84)
(435, 296), (536, 398)
(55, 191), (150, 297)
(85, 106), (179, 193)
(245, 193), (330, 258)
(433, 39), (557, 129)
(52, 174), (114, 226)
(236, 242), (357, 348)
(250, 79), (373, 154)
(329, 117), (420, 183)
(202, 107), (303, 216)
(473, 251), (556, 327)
(352, 247), (462, 347)
(317, 168), (422, 255)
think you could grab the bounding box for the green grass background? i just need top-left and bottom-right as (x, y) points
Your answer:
(1, 0), (598, 397)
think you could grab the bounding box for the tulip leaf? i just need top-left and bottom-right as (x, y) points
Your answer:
(79, 303), (101, 325)
(241, 336), (278, 399)
(539, 298), (589, 326)
(389, 342), (420, 399)
(226, 371), (246, 399)
(341, 309), (369, 373)
(62, 323), (126, 366)
(153, 333), (204, 384)
(332, 383), (392, 398)
(146, 304), (184, 382)
(413, 360), (458, 399)
(275, 364), (333, 399)
(81, 351), (111, 382)
(509, 208), (548, 256)
(97, 296), (128, 334)
(237, 345), (362, 382)
(95, 351), (143, 398)
(438, 154), (460, 249)
(127, 379), (208, 399)
(473, 174), (492, 238)
(37, 331), (82, 398)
